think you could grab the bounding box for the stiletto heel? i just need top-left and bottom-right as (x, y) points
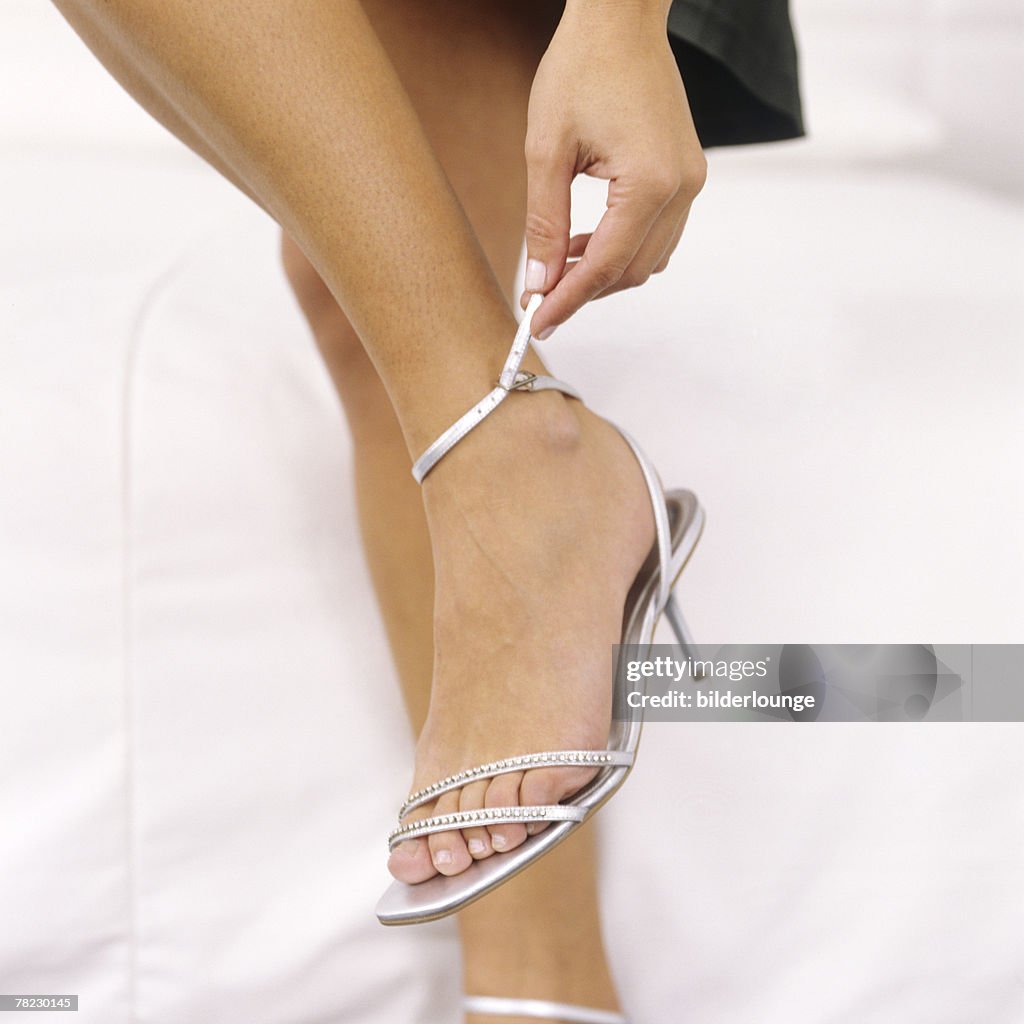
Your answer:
(663, 590), (700, 662)
(376, 294), (704, 925)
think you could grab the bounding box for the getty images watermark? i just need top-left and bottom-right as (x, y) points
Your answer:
(623, 652), (818, 714)
(612, 645), (1024, 722)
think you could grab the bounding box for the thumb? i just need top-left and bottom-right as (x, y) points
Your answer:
(523, 146), (572, 298)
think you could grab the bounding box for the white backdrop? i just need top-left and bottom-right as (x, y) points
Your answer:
(1, 2), (1022, 1023)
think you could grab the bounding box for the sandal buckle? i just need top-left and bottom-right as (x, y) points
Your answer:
(507, 371), (536, 392)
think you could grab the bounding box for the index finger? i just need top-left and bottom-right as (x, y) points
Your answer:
(529, 183), (669, 335)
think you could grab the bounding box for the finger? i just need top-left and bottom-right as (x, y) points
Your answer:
(529, 177), (672, 334)
(523, 240), (585, 310)
(568, 232), (592, 259)
(523, 137), (574, 298)
(651, 199), (692, 274)
(594, 197), (692, 299)
(652, 215), (686, 274)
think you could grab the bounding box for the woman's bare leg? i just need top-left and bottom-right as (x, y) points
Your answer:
(52, 5), (655, 1014)
(54, 0), (534, 447)
(281, 4), (619, 1015)
(47, 1), (618, 1011)
(282, 212), (618, 1023)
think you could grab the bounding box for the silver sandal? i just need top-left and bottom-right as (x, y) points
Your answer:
(376, 293), (704, 926)
(464, 994), (627, 1023)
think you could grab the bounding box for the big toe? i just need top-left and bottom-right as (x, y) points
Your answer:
(387, 834), (436, 884)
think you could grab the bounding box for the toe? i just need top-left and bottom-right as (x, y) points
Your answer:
(484, 773), (528, 853)
(521, 764), (596, 835)
(427, 790), (474, 876)
(387, 833), (437, 884)
(458, 780), (493, 860)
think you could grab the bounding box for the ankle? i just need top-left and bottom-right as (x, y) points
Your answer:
(460, 900), (620, 1014)
(421, 389), (583, 497)
(462, 962), (620, 1019)
(488, 390), (584, 460)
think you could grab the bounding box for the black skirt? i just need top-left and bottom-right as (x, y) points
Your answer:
(667, 0), (804, 147)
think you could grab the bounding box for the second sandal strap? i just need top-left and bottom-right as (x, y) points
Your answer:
(465, 995), (627, 1023)
(388, 804), (585, 850)
(410, 294), (580, 483)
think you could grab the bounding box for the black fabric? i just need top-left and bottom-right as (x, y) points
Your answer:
(667, 0), (804, 147)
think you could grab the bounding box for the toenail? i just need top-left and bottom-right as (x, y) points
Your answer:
(491, 834), (508, 850)
(433, 849), (453, 866)
(468, 838), (487, 856)
(399, 841), (419, 857)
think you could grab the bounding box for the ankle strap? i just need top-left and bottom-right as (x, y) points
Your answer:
(411, 294), (580, 483)
(464, 995), (627, 1023)
(410, 295), (672, 615)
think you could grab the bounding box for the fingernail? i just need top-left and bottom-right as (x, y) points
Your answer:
(491, 834), (508, 851)
(433, 849), (452, 866)
(525, 823), (543, 836)
(525, 258), (546, 292)
(467, 838), (487, 856)
(536, 326), (556, 341)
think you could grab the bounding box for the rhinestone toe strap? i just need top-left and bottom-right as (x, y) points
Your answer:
(400, 750), (634, 819)
(388, 804), (585, 850)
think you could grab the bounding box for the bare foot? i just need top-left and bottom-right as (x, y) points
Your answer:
(388, 389), (654, 882)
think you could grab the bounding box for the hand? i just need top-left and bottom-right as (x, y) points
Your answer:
(520, 0), (707, 338)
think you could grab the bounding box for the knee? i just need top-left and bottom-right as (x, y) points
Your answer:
(280, 232), (331, 319)
(279, 232), (364, 364)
